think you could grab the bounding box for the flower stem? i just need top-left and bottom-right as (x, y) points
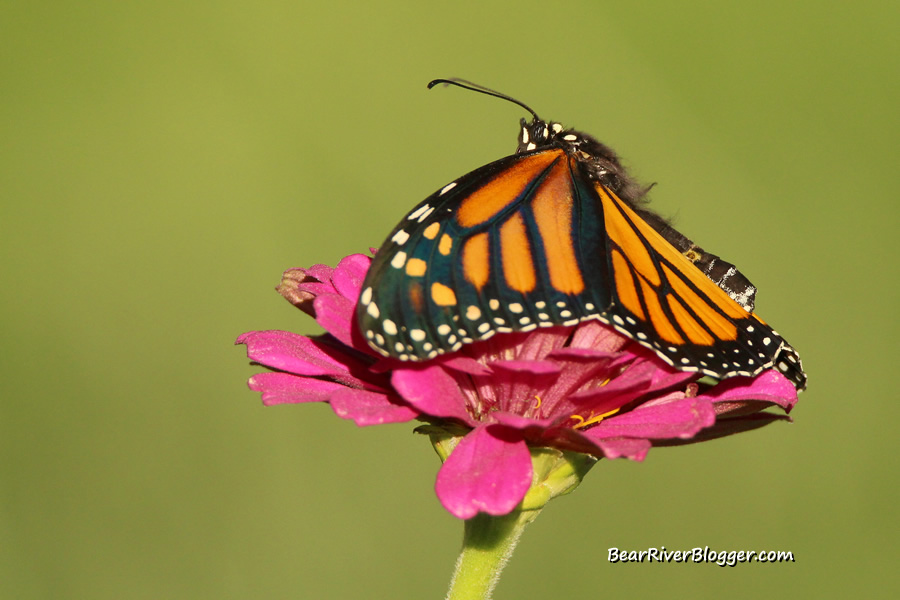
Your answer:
(445, 508), (542, 600)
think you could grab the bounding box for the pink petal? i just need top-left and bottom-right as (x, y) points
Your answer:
(332, 254), (371, 301)
(546, 347), (620, 360)
(329, 388), (419, 426)
(237, 330), (357, 377)
(594, 437), (652, 460)
(435, 425), (533, 519)
(585, 396), (716, 441)
(303, 263), (336, 282)
(440, 356), (494, 376)
(391, 364), (474, 423)
(557, 359), (658, 415)
(476, 361), (560, 415)
(491, 411), (558, 430)
(568, 320), (630, 352)
(468, 327), (571, 362)
(312, 294), (357, 348)
(247, 372), (348, 406)
(489, 360), (562, 376)
(700, 370), (798, 413)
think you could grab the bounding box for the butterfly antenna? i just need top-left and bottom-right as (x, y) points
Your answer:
(427, 78), (540, 121)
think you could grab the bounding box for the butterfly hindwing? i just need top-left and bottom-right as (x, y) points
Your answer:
(589, 180), (805, 387)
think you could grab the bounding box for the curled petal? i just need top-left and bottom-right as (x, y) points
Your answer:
(435, 425), (533, 519)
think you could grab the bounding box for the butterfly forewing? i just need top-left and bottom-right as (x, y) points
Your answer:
(358, 150), (612, 360)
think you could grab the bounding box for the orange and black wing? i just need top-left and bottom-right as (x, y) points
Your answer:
(357, 149), (612, 359)
(356, 148), (806, 390)
(587, 175), (806, 390)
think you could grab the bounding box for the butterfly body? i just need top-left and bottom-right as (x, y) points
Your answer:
(356, 89), (806, 391)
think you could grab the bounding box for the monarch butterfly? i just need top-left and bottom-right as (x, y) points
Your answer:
(356, 79), (807, 391)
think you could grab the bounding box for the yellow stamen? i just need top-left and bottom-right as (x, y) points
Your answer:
(533, 395), (543, 410)
(570, 408), (621, 430)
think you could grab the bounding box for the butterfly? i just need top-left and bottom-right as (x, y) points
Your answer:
(356, 79), (807, 391)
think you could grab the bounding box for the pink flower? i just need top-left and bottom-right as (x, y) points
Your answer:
(237, 253), (798, 519)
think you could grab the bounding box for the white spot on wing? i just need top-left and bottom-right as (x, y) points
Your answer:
(390, 251), (407, 269)
(440, 182), (457, 195)
(407, 204), (431, 221)
(418, 206), (435, 223)
(391, 230), (410, 245)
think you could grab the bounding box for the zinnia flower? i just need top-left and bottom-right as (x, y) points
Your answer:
(236, 252), (798, 519)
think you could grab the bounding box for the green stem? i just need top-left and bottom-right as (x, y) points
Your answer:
(445, 508), (543, 600)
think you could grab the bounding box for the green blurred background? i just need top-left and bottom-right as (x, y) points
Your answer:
(2, 1), (897, 598)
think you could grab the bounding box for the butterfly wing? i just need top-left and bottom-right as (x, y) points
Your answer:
(357, 147), (806, 390)
(357, 148), (614, 360)
(586, 175), (806, 390)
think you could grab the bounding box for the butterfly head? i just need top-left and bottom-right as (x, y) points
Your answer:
(516, 116), (639, 198)
(517, 118), (562, 151)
